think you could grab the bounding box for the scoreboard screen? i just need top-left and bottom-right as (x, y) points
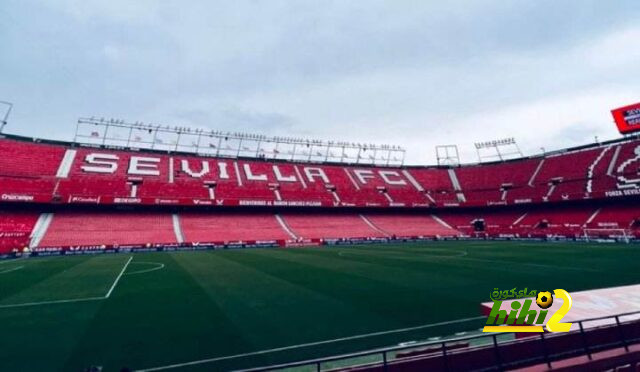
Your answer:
(612, 102), (640, 134)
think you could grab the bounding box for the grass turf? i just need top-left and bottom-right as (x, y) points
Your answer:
(0, 241), (639, 371)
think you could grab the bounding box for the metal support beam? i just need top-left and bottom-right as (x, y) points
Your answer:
(0, 101), (13, 134)
(73, 116), (406, 166)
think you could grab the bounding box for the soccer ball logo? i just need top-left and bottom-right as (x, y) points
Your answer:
(536, 291), (553, 309)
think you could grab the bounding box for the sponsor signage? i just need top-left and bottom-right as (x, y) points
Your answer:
(113, 197), (142, 204)
(68, 196), (100, 204)
(192, 199), (214, 206)
(0, 232), (27, 238)
(237, 200), (324, 207)
(154, 198), (181, 205)
(605, 189), (640, 197)
(514, 199), (532, 204)
(1, 194), (34, 202)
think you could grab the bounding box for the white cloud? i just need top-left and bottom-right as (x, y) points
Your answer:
(423, 88), (635, 164)
(223, 24), (640, 164)
(582, 26), (640, 69)
(4, 1), (640, 167)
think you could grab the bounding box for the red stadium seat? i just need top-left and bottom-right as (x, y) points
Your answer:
(281, 213), (385, 240)
(2, 135), (640, 249)
(39, 212), (177, 247)
(180, 212), (290, 243)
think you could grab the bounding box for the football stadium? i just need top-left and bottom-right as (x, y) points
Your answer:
(2, 2), (640, 372)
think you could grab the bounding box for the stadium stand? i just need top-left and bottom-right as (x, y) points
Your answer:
(511, 204), (597, 237)
(0, 139), (65, 177)
(2, 134), (640, 251)
(2, 136), (640, 206)
(408, 168), (459, 205)
(281, 213), (385, 240)
(437, 209), (526, 237)
(590, 205), (640, 230)
(455, 158), (541, 203)
(180, 212), (291, 243)
(0, 210), (38, 253)
(38, 212), (177, 248)
(363, 213), (457, 237)
(532, 148), (602, 199)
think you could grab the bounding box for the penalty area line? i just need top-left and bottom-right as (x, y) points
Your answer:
(0, 256), (133, 309)
(136, 315), (485, 371)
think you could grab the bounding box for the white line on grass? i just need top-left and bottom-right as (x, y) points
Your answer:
(0, 266), (24, 274)
(124, 262), (165, 276)
(342, 246), (599, 273)
(135, 315), (485, 371)
(105, 256), (133, 298)
(0, 258), (26, 265)
(0, 256), (133, 309)
(338, 248), (467, 259)
(456, 256), (600, 272)
(0, 296), (105, 309)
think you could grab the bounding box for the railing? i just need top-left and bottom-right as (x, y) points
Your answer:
(242, 310), (640, 372)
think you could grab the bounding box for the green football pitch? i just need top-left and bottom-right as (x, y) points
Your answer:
(1, 241), (639, 371)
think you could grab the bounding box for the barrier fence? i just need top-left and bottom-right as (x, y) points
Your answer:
(243, 310), (640, 372)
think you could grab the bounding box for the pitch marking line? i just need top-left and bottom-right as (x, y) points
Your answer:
(0, 258), (26, 265)
(338, 248), (467, 259)
(338, 247), (599, 273)
(0, 256), (133, 309)
(105, 256), (133, 298)
(0, 296), (105, 309)
(0, 266), (24, 274)
(456, 256), (600, 272)
(125, 262), (165, 276)
(136, 316), (485, 371)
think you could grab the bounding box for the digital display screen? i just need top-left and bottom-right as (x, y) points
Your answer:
(612, 102), (640, 134)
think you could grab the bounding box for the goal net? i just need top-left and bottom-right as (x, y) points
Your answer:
(582, 228), (631, 243)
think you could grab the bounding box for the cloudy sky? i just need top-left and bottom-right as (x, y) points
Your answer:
(1, 0), (639, 164)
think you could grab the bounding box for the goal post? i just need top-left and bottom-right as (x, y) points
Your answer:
(582, 228), (631, 243)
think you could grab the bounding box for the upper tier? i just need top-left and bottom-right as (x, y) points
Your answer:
(1, 134), (639, 208)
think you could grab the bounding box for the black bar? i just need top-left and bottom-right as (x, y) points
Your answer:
(383, 351), (388, 372)
(492, 334), (503, 371)
(578, 321), (592, 360)
(240, 309), (640, 372)
(442, 341), (450, 372)
(539, 332), (552, 369)
(615, 315), (629, 352)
